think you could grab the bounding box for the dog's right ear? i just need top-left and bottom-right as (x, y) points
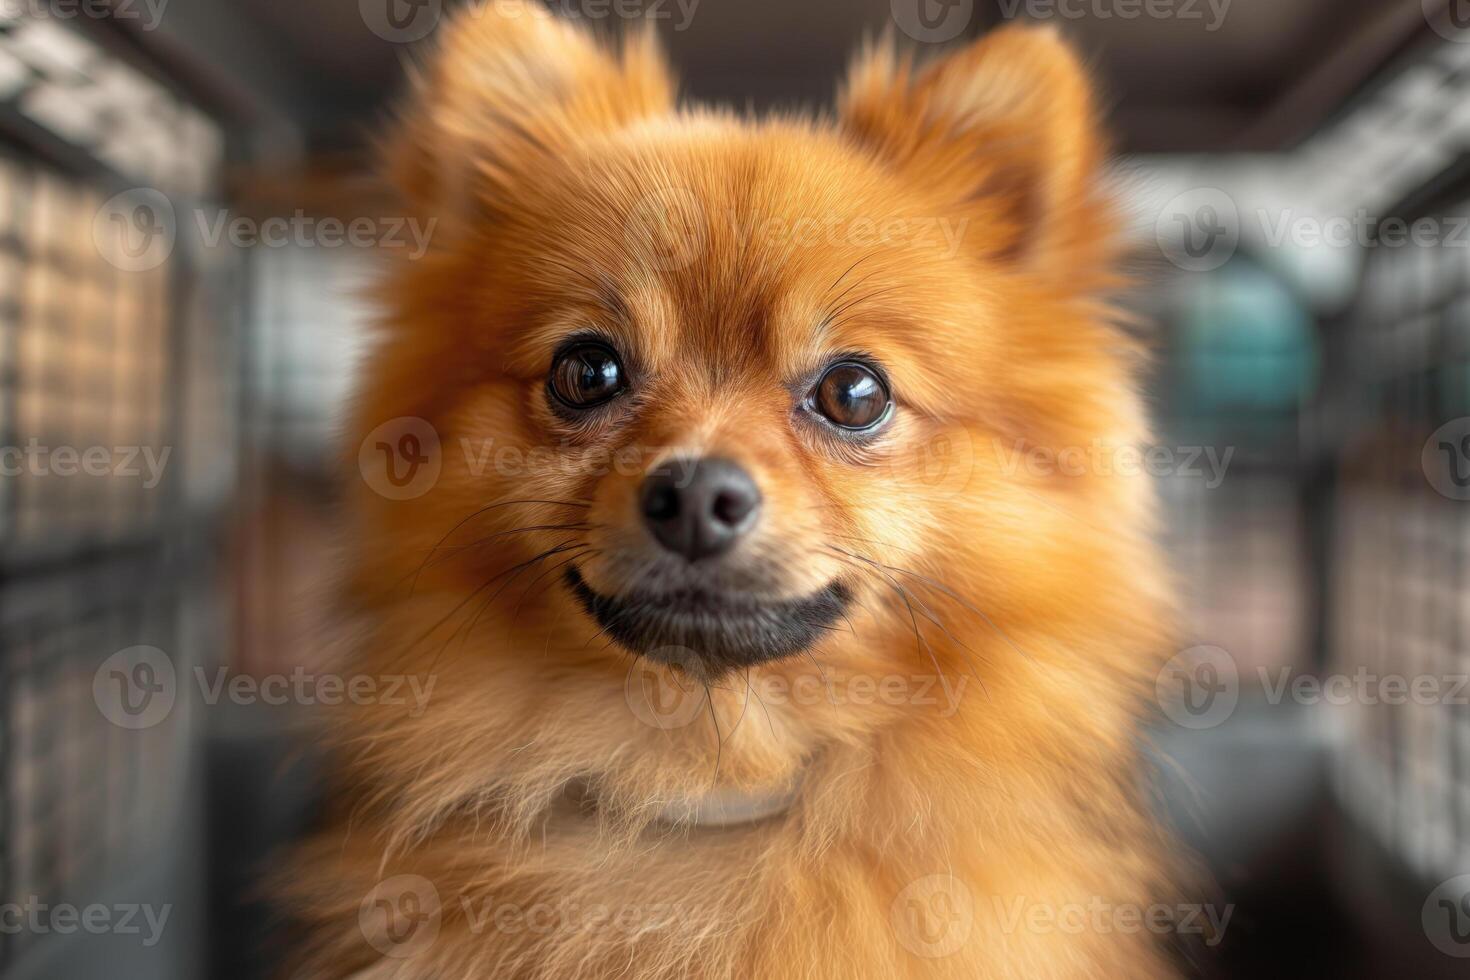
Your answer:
(840, 27), (1110, 282)
(385, 0), (674, 217)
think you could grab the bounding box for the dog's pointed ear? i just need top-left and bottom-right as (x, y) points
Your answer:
(840, 27), (1110, 277)
(386, 1), (674, 216)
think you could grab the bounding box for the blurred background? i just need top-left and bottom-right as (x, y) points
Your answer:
(0, 0), (1467, 976)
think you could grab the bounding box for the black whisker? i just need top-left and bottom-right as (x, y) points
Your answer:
(743, 667), (777, 740)
(849, 551), (1031, 665)
(510, 548), (600, 626)
(827, 254), (871, 295)
(726, 668), (755, 741)
(827, 532), (925, 560)
(450, 539), (588, 657)
(425, 522), (598, 558)
(824, 284), (906, 330)
(825, 546), (962, 687)
(800, 648), (839, 720)
(401, 498), (593, 594)
(826, 547), (998, 700)
(705, 682), (723, 786)
(401, 540), (587, 672)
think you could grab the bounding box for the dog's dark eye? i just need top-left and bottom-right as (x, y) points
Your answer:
(815, 362), (891, 431)
(550, 343), (626, 409)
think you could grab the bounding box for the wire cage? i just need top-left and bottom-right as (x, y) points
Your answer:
(1299, 32), (1470, 969)
(1328, 177), (1470, 884)
(0, 12), (234, 980)
(0, 4), (1468, 978)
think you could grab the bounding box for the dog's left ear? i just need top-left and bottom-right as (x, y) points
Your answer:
(386, 1), (674, 219)
(840, 27), (1110, 278)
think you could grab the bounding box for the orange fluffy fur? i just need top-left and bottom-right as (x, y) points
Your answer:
(287, 3), (1181, 977)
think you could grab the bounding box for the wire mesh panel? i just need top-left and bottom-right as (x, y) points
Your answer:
(0, 562), (195, 966)
(1328, 191), (1470, 882)
(0, 10), (232, 978)
(1, 164), (172, 546)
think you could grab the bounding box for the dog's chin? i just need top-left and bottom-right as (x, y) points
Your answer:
(564, 566), (850, 676)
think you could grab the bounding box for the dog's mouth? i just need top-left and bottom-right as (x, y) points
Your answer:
(565, 566), (850, 675)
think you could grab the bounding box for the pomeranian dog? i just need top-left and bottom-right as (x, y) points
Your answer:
(288, 3), (1181, 977)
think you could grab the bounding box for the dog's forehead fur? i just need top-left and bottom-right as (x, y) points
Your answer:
(475, 120), (1009, 422)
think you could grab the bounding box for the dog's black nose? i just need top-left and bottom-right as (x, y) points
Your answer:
(640, 457), (762, 562)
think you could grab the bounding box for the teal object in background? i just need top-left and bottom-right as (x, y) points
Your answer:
(1174, 259), (1320, 428)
